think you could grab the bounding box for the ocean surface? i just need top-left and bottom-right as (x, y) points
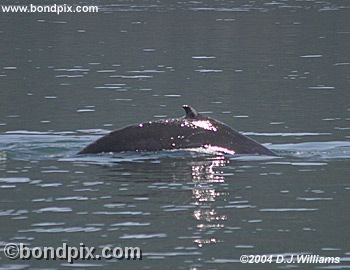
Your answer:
(1, 0), (350, 269)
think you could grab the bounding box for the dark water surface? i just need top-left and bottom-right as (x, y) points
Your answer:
(1, 0), (350, 269)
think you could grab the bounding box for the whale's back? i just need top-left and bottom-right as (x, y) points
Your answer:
(78, 117), (275, 156)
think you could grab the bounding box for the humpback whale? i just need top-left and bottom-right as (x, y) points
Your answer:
(78, 105), (275, 156)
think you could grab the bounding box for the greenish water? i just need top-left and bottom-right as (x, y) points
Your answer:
(0, 1), (350, 269)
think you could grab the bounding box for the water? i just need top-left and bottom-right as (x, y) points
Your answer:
(1, 0), (350, 269)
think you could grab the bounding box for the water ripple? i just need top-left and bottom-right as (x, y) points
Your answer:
(34, 207), (73, 213)
(110, 222), (150, 227)
(19, 227), (101, 233)
(120, 233), (167, 239)
(0, 177), (30, 183)
(93, 211), (150, 215)
(260, 208), (318, 212)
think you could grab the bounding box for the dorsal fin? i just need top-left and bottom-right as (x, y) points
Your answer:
(182, 105), (199, 119)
